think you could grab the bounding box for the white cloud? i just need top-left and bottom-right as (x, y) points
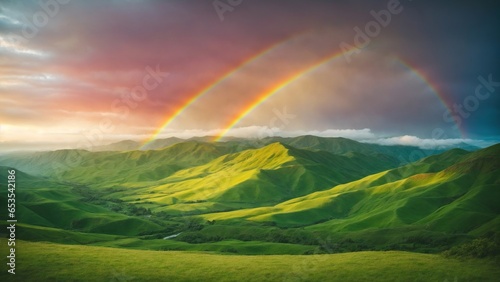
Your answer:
(361, 135), (493, 149)
(0, 36), (49, 58)
(0, 12), (23, 26)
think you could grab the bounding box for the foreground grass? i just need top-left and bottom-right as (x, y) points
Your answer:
(1, 240), (499, 281)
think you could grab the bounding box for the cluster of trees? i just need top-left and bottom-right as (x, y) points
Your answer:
(443, 233), (500, 258)
(378, 234), (459, 253)
(72, 184), (106, 203)
(72, 184), (152, 216)
(174, 227), (376, 254)
(172, 226), (483, 255)
(176, 227), (326, 246)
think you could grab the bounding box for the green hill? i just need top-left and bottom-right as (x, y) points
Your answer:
(200, 144), (499, 239)
(111, 142), (400, 215)
(91, 140), (140, 151)
(0, 141), (239, 186)
(0, 149), (96, 176)
(0, 168), (164, 236)
(140, 137), (185, 150)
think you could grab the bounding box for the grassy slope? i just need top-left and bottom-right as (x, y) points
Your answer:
(0, 167), (164, 236)
(308, 145), (500, 234)
(0, 149), (96, 176)
(200, 145), (499, 238)
(0, 141), (237, 186)
(116, 142), (399, 214)
(62, 141), (242, 186)
(1, 239), (498, 282)
(0, 223), (124, 244)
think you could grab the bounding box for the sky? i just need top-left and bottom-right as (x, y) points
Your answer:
(0, 0), (499, 151)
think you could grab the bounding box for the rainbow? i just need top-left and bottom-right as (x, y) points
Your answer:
(213, 47), (358, 142)
(139, 31), (311, 149)
(394, 57), (466, 137)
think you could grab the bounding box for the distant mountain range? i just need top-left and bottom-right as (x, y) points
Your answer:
(90, 135), (480, 154)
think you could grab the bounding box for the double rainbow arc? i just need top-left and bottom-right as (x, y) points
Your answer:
(140, 31), (311, 149)
(213, 55), (466, 142)
(140, 42), (463, 146)
(213, 47), (358, 141)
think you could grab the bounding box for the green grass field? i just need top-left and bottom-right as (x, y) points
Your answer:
(1, 239), (499, 281)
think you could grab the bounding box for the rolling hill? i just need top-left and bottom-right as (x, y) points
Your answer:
(90, 140), (141, 152)
(193, 144), (499, 248)
(0, 167), (164, 236)
(0, 141), (242, 185)
(68, 142), (402, 216)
